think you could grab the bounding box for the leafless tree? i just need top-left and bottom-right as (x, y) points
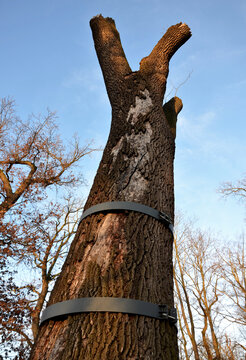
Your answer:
(0, 97), (94, 219)
(174, 216), (246, 359)
(30, 15), (191, 359)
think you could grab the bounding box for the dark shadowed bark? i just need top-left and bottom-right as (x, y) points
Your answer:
(30, 15), (191, 359)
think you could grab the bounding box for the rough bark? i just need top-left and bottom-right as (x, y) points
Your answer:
(30, 15), (191, 360)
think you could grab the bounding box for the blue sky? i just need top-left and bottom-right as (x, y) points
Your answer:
(1, 0), (245, 239)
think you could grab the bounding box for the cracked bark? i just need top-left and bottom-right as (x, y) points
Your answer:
(30, 15), (191, 360)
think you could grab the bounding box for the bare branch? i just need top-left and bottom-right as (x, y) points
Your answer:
(218, 175), (246, 202)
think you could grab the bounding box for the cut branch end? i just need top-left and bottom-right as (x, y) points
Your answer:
(163, 96), (183, 137)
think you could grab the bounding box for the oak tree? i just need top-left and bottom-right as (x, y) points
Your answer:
(30, 15), (191, 359)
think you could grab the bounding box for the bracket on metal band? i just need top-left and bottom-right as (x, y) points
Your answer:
(79, 201), (173, 234)
(40, 297), (177, 326)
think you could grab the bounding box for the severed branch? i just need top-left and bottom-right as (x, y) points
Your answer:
(140, 23), (191, 101)
(140, 23), (191, 74)
(90, 15), (132, 105)
(163, 96), (183, 137)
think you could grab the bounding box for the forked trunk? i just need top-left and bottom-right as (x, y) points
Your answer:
(30, 15), (191, 360)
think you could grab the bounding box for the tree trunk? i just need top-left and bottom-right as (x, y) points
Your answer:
(30, 15), (191, 360)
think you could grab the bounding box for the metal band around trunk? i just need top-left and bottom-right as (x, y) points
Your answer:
(79, 201), (173, 233)
(40, 297), (177, 325)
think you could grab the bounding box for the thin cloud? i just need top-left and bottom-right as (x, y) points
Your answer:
(62, 67), (103, 90)
(62, 67), (108, 105)
(178, 110), (216, 140)
(177, 109), (246, 168)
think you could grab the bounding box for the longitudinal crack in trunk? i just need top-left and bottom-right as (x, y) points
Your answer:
(121, 151), (148, 192)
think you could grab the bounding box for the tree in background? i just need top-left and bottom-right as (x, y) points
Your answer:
(218, 176), (246, 203)
(218, 175), (246, 355)
(174, 178), (246, 359)
(0, 97), (92, 218)
(219, 238), (246, 354)
(0, 199), (84, 359)
(0, 97), (95, 359)
(174, 215), (245, 360)
(174, 222), (222, 360)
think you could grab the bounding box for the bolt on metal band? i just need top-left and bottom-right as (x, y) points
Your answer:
(79, 201), (174, 234)
(40, 297), (177, 326)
